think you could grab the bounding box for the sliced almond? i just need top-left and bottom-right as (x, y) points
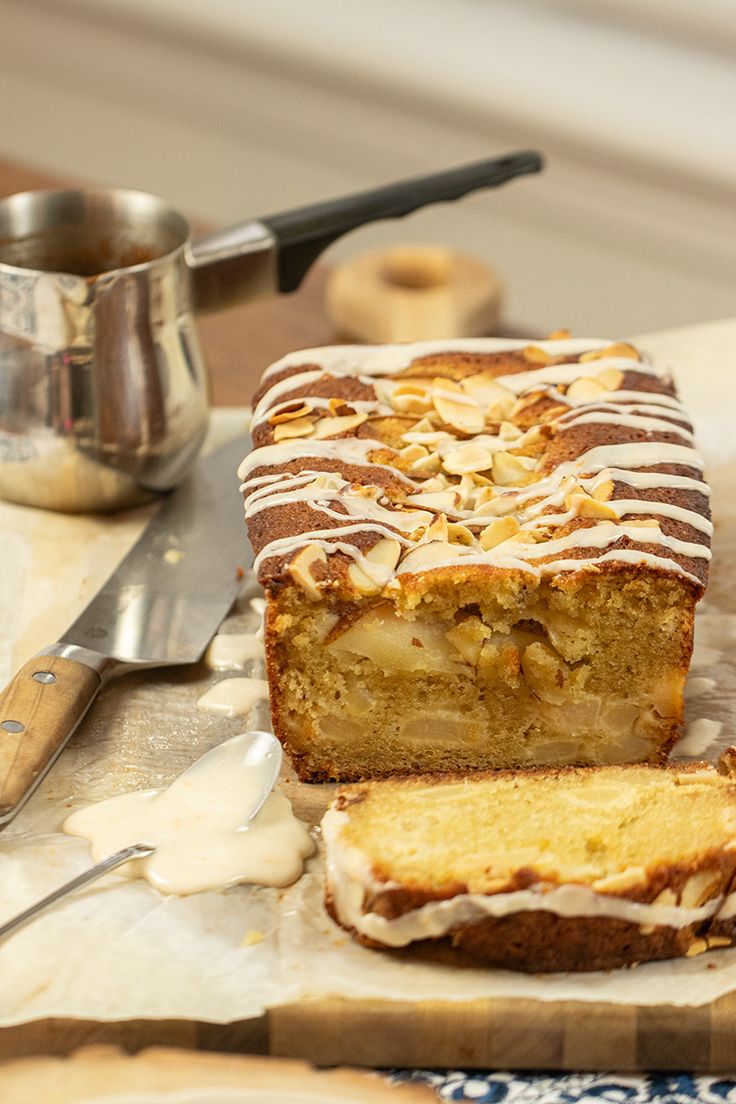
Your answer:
(596, 367), (625, 391)
(364, 538), (402, 570)
(406, 489), (460, 512)
(546, 328), (572, 340)
(268, 401), (314, 425)
(479, 516), (521, 550)
(432, 391), (485, 435)
(566, 376), (607, 402)
(432, 376), (462, 392)
(707, 935), (733, 949)
(579, 342), (641, 363)
(398, 540), (455, 574)
(410, 451), (442, 473)
(392, 391), (433, 414)
(685, 939), (709, 958)
(522, 344), (553, 365)
(442, 443), (495, 476)
(499, 420), (523, 441)
(680, 870), (721, 909)
(273, 416), (315, 442)
(460, 375), (515, 418)
(591, 479), (615, 502)
(288, 544), (327, 598)
(399, 443), (430, 465)
(347, 562), (383, 596)
(492, 451), (537, 487)
(447, 521), (475, 546)
(591, 867), (646, 893)
(625, 518), (660, 528)
(312, 412), (368, 439)
(328, 396), (353, 416)
(425, 513), (449, 542)
(565, 491), (618, 520)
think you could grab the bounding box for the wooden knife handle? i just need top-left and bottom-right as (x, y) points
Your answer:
(0, 654), (102, 822)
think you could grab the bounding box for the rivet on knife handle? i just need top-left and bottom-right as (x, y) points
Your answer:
(0, 655), (102, 822)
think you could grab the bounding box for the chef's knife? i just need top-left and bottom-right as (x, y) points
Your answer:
(0, 435), (250, 827)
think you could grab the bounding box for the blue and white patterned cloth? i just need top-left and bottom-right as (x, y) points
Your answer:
(390, 1070), (736, 1102)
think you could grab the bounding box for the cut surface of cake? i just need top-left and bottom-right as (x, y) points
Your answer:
(322, 763), (736, 972)
(239, 337), (711, 781)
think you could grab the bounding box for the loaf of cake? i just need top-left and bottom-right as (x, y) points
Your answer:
(239, 337), (711, 782)
(322, 761), (736, 972)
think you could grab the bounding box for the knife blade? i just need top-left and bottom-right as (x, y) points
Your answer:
(0, 434), (250, 827)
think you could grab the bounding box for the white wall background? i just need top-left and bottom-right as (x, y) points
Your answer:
(0, 0), (735, 335)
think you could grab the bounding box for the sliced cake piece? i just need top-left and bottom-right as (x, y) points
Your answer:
(322, 762), (736, 972)
(240, 336), (710, 782)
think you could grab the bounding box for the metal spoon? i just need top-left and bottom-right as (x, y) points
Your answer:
(0, 730), (282, 942)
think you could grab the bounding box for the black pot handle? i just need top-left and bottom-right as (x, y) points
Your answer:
(263, 150), (543, 293)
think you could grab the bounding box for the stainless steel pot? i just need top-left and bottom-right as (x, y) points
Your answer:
(0, 152), (541, 512)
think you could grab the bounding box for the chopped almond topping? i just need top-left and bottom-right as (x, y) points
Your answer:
(707, 936), (733, 949)
(499, 420), (523, 441)
(566, 376), (607, 402)
(596, 367), (625, 391)
(447, 521), (475, 546)
(579, 342), (641, 363)
(591, 479), (615, 502)
(565, 491), (618, 520)
(399, 443), (429, 464)
(492, 451), (536, 487)
(522, 345), (553, 365)
(685, 939), (709, 958)
(312, 412), (368, 439)
(546, 328), (572, 340)
(425, 513), (449, 542)
(432, 391), (485, 436)
(288, 544), (328, 598)
(442, 443), (495, 476)
(410, 451), (442, 473)
(273, 416), (315, 442)
(268, 401), (314, 425)
(591, 867), (646, 893)
(479, 516), (521, 550)
(398, 539), (456, 573)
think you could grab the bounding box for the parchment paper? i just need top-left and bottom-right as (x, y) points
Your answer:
(1, 323), (735, 1027)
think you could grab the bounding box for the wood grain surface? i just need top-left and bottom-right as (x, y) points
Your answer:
(0, 656), (101, 817)
(0, 157), (730, 1074)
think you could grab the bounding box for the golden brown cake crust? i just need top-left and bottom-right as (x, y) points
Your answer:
(242, 341), (711, 593)
(323, 764), (736, 972)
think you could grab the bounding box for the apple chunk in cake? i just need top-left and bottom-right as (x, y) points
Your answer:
(240, 337), (710, 782)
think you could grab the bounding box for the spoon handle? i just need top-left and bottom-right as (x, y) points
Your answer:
(0, 843), (155, 942)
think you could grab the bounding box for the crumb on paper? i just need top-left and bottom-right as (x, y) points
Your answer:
(241, 929), (265, 947)
(163, 548), (184, 565)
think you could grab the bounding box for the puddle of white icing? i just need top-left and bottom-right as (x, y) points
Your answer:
(63, 732), (314, 895)
(196, 677), (269, 717)
(684, 676), (717, 700)
(672, 717), (723, 757)
(250, 596), (266, 618)
(205, 632), (263, 670)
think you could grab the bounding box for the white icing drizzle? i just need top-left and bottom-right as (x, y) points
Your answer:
(322, 809), (730, 946)
(64, 733), (314, 896)
(196, 677), (269, 718)
(240, 340), (708, 587)
(557, 409), (694, 442)
(205, 633), (263, 670)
